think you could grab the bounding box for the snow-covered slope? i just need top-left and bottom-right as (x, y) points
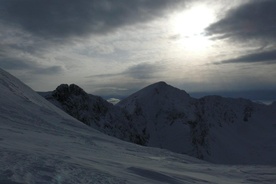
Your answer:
(1, 68), (276, 183)
(39, 84), (145, 145)
(117, 82), (276, 165)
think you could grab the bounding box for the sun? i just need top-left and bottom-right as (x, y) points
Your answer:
(169, 4), (216, 51)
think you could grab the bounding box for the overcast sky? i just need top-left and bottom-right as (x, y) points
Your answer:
(1, 0), (275, 101)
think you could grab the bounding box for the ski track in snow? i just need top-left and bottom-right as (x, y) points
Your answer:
(1, 68), (276, 183)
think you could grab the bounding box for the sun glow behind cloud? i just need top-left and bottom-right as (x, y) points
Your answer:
(169, 4), (216, 51)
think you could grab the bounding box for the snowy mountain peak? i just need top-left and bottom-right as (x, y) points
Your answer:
(40, 83), (145, 145)
(52, 84), (88, 102)
(118, 81), (190, 107)
(142, 81), (189, 96)
(150, 81), (168, 88)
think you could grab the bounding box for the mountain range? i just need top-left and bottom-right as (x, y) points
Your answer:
(1, 68), (276, 183)
(40, 81), (276, 165)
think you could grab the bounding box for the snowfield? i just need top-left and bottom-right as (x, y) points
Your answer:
(0, 68), (276, 184)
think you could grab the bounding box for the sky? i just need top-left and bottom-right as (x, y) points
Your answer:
(0, 0), (275, 101)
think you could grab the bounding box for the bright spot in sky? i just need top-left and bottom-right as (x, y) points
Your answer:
(169, 4), (216, 51)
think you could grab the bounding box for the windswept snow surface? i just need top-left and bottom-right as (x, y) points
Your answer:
(0, 68), (276, 184)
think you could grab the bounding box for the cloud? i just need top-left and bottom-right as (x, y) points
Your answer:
(190, 90), (276, 102)
(106, 98), (121, 105)
(0, 56), (64, 75)
(88, 62), (165, 80)
(31, 66), (64, 75)
(206, 0), (276, 43)
(125, 62), (165, 79)
(0, 58), (33, 70)
(86, 62), (167, 96)
(1, 0), (184, 40)
(216, 50), (276, 64)
(168, 34), (182, 40)
(0, 35), (65, 75)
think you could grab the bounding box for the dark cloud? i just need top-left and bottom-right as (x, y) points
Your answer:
(168, 34), (181, 40)
(190, 90), (276, 102)
(86, 62), (166, 96)
(206, 0), (276, 42)
(88, 62), (165, 80)
(0, 38), (64, 75)
(0, 57), (64, 75)
(0, 58), (33, 70)
(31, 66), (64, 75)
(216, 50), (276, 64)
(125, 62), (165, 79)
(1, 0), (184, 40)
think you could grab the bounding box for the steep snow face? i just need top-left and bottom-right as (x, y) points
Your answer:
(40, 84), (145, 145)
(117, 82), (276, 164)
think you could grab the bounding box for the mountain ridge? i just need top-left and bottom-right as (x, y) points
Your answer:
(0, 68), (219, 184)
(39, 80), (276, 164)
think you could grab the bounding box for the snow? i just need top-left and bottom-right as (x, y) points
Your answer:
(117, 82), (276, 165)
(1, 68), (276, 183)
